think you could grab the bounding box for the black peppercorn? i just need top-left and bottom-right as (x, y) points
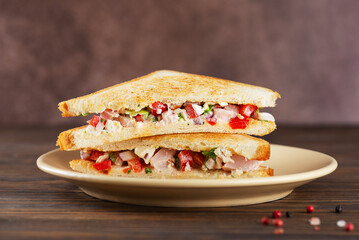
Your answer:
(285, 211), (292, 218)
(335, 205), (343, 213)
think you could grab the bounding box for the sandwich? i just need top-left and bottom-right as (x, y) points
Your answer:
(57, 70), (280, 150)
(69, 133), (273, 179)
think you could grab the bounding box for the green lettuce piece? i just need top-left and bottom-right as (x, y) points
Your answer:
(126, 109), (150, 120)
(178, 112), (186, 121)
(203, 105), (214, 115)
(201, 148), (217, 161)
(109, 152), (116, 163)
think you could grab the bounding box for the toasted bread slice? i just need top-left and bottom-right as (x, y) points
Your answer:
(57, 119), (274, 153)
(63, 132), (270, 160)
(59, 70), (280, 117)
(70, 159), (273, 179)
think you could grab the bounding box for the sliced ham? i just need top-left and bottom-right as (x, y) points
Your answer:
(80, 150), (91, 160)
(213, 108), (238, 122)
(222, 155), (263, 172)
(161, 109), (178, 124)
(114, 156), (124, 166)
(224, 104), (240, 114)
(116, 115), (135, 127)
(100, 110), (119, 120)
(119, 150), (137, 161)
(150, 148), (177, 171)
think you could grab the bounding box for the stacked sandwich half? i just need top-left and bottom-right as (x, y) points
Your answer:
(57, 70), (280, 178)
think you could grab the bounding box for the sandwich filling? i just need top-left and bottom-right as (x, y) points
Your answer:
(82, 102), (275, 132)
(79, 147), (268, 176)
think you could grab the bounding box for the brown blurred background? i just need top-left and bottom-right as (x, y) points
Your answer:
(1, 0), (358, 126)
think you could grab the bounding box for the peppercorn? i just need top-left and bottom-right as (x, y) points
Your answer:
(274, 228), (284, 235)
(285, 211), (292, 218)
(261, 217), (270, 225)
(335, 205), (343, 213)
(346, 223), (354, 232)
(273, 219), (284, 227)
(306, 205), (314, 213)
(273, 210), (282, 218)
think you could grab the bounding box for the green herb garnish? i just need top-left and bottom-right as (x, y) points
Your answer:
(100, 118), (105, 123)
(174, 155), (181, 170)
(256, 108), (259, 114)
(260, 120), (269, 122)
(178, 112), (186, 121)
(127, 169), (131, 174)
(201, 148), (217, 161)
(109, 152), (116, 163)
(203, 105), (214, 115)
(126, 109), (150, 120)
(80, 113), (89, 117)
(138, 104), (140, 107)
(145, 168), (152, 174)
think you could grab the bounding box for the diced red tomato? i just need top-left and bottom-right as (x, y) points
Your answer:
(134, 114), (143, 122)
(185, 104), (199, 119)
(229, 117), (249, 129)
(93, 160), (112, 171)
(178, 150), (193, 171)
(206, 117), (217, 125)
(192, 152), (205, 167)
(89, 115), (100, 127)
(122, 167), (131, 173)
(127, 158), (143, 173)
(150, 101), (168, 116)
(238, 104), (257, 118)
(90, 150), (105, 161)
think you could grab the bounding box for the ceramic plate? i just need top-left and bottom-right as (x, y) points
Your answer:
(37, 144), (337, 207)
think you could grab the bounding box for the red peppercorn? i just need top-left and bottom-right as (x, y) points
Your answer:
(346, 223), (354, 232)
(306, 205), (314, 213)
(273, 210), (282, 218)
(274, 228), (284, 235)
(261, 217), (270, 225)
(273, 219), (284, 227)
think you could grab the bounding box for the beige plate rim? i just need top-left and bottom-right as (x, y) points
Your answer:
(37, 144), (338, 188)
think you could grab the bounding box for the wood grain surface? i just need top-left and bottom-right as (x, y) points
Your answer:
(0, 126), (358, 239)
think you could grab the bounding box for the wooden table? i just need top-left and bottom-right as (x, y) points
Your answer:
(1, 126), (358, 239)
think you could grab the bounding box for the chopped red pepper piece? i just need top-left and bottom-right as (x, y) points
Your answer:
(93, 160), (112, 171)
(122, 167), (131, 173)
(206, 117), (217, 125)
(238, 104), (257, 118)
(229, 117), (249, 129)
(127, 158), (143, 173)
(185, 104), (199, 119)
(134, 114), (143, 122)
(150, 101), (168, 116)
(178, 150), (193, 171)
(89, 115), (100, 127)
(89, 150), (105, 161)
